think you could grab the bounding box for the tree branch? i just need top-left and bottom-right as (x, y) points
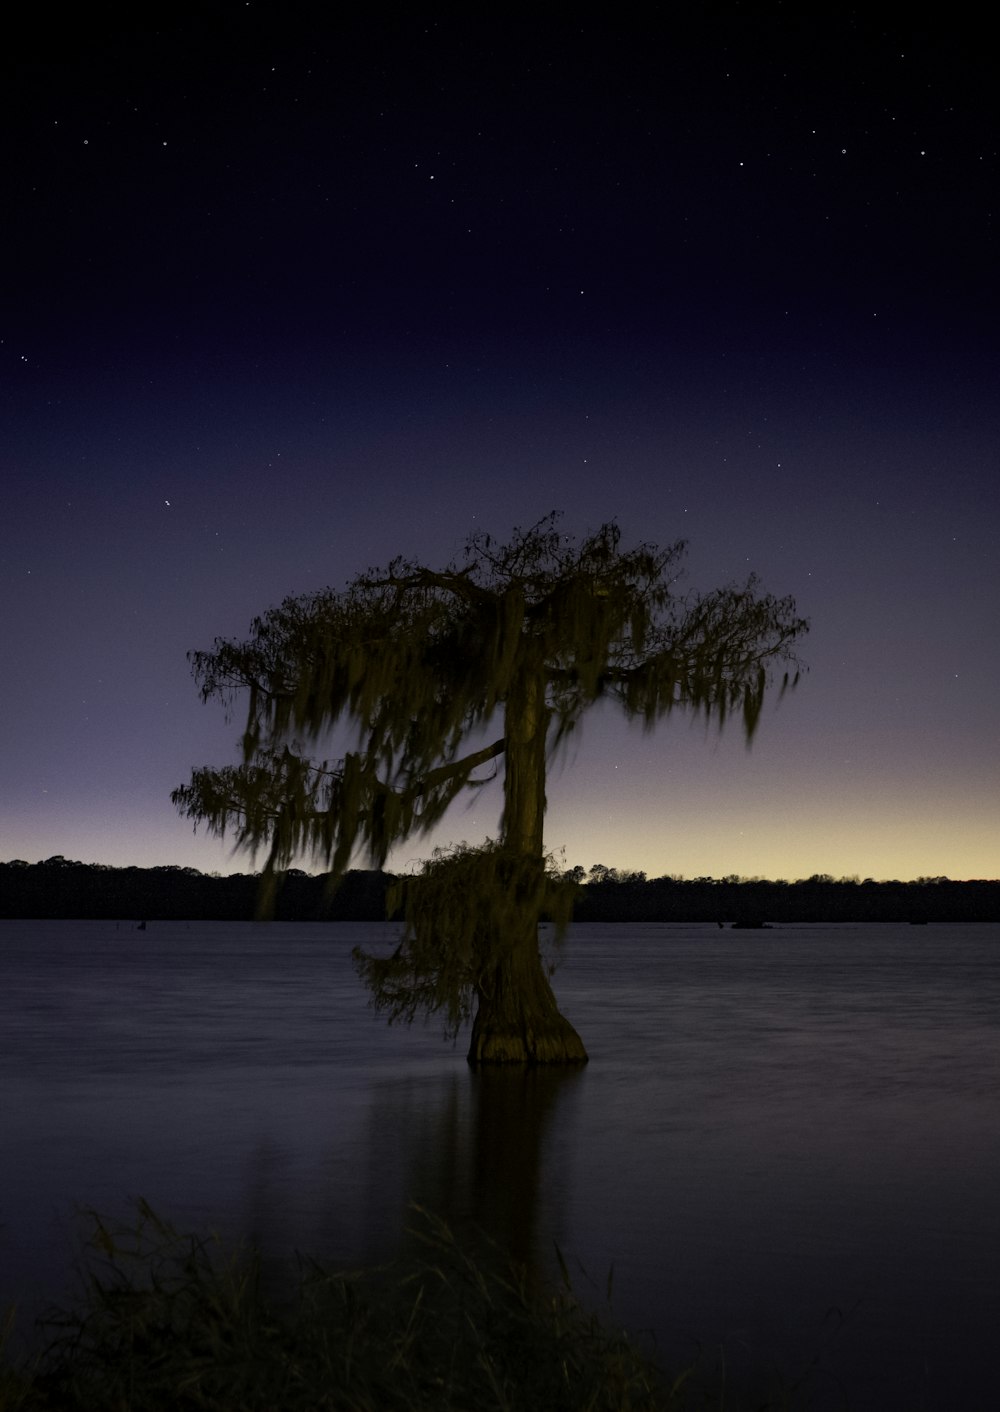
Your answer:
(361, 563), (492, 604)
(407, 736), (506, 799)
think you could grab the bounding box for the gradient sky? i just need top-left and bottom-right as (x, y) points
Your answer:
(3, 10), (997, 882)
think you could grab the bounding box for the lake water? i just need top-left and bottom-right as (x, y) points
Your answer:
(1, 919), (998, 1408)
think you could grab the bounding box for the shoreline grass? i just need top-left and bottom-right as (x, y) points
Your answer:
(0, 1201), (833, 1411)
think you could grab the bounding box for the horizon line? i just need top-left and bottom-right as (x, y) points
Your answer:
(2, 857), (997, 886)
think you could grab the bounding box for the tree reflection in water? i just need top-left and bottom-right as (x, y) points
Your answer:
(361, 1063), (586, 1283)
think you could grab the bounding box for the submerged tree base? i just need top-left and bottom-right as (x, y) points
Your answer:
(468, 1005), (589, 1065)
(466, 908), (589, 1064)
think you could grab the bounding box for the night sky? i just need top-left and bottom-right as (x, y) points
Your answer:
(3, 9), (997, 882)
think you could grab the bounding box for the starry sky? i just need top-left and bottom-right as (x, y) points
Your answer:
(3, 8), (997, 882)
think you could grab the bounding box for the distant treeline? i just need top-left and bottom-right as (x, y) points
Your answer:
(0, 858), (389, 922)
(1, 857), (998, 923)
(570, 868), (999, 924)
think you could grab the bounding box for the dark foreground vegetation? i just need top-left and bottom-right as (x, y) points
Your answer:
(0, 1203), (820, 1412)
(1, 857), (997, 924)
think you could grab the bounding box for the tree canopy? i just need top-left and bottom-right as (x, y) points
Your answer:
(174, 515), (808, 1061)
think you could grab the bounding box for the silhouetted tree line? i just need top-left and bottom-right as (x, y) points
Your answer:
(0, 858), (389, 922)
(1, 858), (997, 923)
(570, 868), (999, 923)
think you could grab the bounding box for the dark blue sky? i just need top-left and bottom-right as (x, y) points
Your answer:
(3, 8), (997, 879)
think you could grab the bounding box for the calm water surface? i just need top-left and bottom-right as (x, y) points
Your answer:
(2, 919), (998, 1409)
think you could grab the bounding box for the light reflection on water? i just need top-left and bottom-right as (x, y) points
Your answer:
(1, 919), (998, 1409)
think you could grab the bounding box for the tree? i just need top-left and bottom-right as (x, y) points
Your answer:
(173, 515), (807, 1063)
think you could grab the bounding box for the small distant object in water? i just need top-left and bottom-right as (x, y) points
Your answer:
(731, 918), (772, 929)
(136, 920), (147, 931)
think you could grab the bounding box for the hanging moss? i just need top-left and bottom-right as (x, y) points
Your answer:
(353, 841), (576, 1040)
(173, 514), (807, 1058)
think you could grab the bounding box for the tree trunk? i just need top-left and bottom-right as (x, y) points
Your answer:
(468, 659), (588, 1065)
(468, 922), (588, 1063)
